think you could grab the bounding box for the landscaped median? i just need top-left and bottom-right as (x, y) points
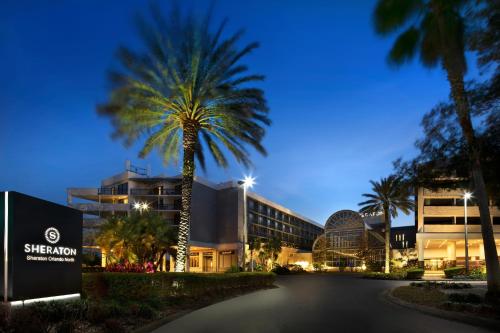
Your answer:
(388, 282), (500, 330)
(0, 272), (276, 333)
(362, 268), (424, 280)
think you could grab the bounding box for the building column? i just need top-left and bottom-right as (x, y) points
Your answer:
(417, 239), (424, 269)
(101, 250), (107, 267)
(446, 241), (456, 268)
(479, 243), (485, 261)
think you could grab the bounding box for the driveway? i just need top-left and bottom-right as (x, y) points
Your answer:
(152, 274), (491, 333)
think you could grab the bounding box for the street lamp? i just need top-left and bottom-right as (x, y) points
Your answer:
(238, 175), (255, 271)
(133, 201), (149, 215)
(463, 191), (472, 274)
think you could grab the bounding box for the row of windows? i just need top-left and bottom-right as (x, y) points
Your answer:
(424, 216), (500, 225)
(247, 199), (323, 234)
(424, 198), (477, 206)
(249, 224), (315, 248)
(395, 234), (405, 241)
(248, 214), (321, 241)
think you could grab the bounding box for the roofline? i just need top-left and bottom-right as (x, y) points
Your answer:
(247, 191), (323, 229)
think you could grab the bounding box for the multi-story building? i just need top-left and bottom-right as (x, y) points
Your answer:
(416, 187), (500, 271)
(68, 161), (323, 272)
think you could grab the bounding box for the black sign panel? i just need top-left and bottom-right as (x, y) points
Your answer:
(1, 192), (82, 301)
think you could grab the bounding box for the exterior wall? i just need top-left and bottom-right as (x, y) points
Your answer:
(215, 187), (240, 244)
(189, 182), (218, 244)
(416, 186), (500, 269)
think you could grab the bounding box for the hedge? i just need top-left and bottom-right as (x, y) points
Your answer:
(363, 268), (424, 280)
(405, 268), (425, 280)
(444, 266), (466, 278)
(83, 272), (275, 301)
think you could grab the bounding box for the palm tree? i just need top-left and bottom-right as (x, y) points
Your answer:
(373, 0), (500, 294)
(98, 5), (270, 272)
(359, 176), (414, 273)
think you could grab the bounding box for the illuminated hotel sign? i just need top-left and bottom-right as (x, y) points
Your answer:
(1, 192), (82, 303)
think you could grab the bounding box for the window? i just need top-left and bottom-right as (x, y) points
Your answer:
(189, 253), (199, 268)
(424, 217), (454, 224)
(424, 198), (454, 206)
(455, 217), (481, 225)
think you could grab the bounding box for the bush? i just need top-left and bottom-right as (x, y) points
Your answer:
(288, 264), (305, 273)
(83, 272), (276, 302)
(410, 281), (472, 289)
(104, 318), (126, 333)
(444, 266), (465, 278)
(224, 265), (242, 273)
(363, 271), (406, 280)
(82, 266), (105, 273)
(405, 268), (424, 280)
(271, 264), (291, 275)
(448, 293), (482, 304)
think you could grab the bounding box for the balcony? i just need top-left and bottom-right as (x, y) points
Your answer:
(422, 225), (500, 233)
(98, 187), (128, 195)
(423, 206), (500, 216)
(154, 203), (180, 211)
(70, 203), (129, 213)
(130, 188), (181, 196)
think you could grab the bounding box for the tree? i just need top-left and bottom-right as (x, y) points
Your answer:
(373, 0), (500, 294)
(393, 85), (500, 203)
(248, 238), (262, 272)
(95, 212), (177, 271)
(98, 4), (270, 272)
(263, 238), (282, 269)
(358, 176), (414, 273)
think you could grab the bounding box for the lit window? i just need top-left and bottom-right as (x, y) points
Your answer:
(190, 253), (199, 268)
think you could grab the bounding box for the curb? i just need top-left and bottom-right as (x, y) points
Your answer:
(383, 288), (500, 332)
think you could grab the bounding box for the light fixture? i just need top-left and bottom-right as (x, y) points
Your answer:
(141, 202), (149, 210)
(242, 175), (256, 189)
(464, 192), (472, 200)
(133, 202), (141, 210)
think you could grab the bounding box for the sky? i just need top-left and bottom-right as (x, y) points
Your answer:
(0, 1), (482, 226)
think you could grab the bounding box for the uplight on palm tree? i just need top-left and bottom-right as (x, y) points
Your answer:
(358, 175), (414, 273)
(99, 4), (270, 272)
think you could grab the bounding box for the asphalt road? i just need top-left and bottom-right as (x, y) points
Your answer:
(152, 274), (491, 333)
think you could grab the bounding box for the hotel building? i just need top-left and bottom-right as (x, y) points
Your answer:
(67, 162), (323, 272)
(416, 187), (500, 271)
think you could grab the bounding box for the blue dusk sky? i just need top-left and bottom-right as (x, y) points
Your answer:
(0, 1), (482, 226)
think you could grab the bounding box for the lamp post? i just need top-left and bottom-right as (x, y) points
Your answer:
(238, 176), (255, 271)
(463, 192), (472, 274)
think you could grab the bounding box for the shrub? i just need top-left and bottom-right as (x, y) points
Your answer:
(410, 282), (472, 289)
(136, 304), (156, 319)
(288, 264), (305, 273)
(82, 266), (105, 273)
(448, 293), (482, 304)
(405, 268), (424, 280)
(271, 264), (291, 275)
(104, 318), (126, 333)
(363, 271), (406, 280)
(224, 265), (241, 273)
(312, 263), (325, 272)
(444, 266), (465, 278)
(83, 272), (276, 302)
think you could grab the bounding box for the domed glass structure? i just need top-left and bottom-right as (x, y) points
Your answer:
(313, 210), (385, 270)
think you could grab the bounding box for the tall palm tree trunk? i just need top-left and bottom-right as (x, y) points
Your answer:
(384, 206), (391, 274)
(445, 67), (500, 295)
(175, 123), (198, 272)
